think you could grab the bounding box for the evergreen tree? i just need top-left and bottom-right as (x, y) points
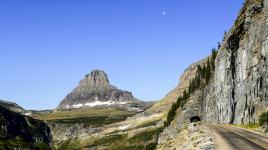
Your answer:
(197, 65), (203, 76)
(218, 42), (221, 49)
(188, 79), (193, 93)
(212, 48), (217, 61)
(165, 47), (218, 126)
(224, 30), (227, 38)
(211, 48), (217, 70)
(195, 75), (201, 88)
(202, 65), (206, 78)
(205, 58), (211, 84)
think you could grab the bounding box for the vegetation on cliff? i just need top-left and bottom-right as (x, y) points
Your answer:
(0, 105), (52, 149)
(164, 49), (218, 127)
(259, 112), (268, 126)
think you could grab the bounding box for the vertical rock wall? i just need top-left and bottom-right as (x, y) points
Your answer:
(159, 0), (268, 145)
(204, 0), (268, 124)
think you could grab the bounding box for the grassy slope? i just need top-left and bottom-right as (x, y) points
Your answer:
(146, 58), (207, 122)
(78, 126), (164, 150)
(34, 107), (155, 149)
(32, 60), (203, 149)
(34, 108), (137, 129)
(39, 106), (164, 149)
(30, 64), (195, 150)
(35, 108), (136, 121)
(38, 69), (192, 149)
(71, 111), (165, 150)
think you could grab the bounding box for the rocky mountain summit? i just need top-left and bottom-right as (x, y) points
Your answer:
(57, 70), (148, 111)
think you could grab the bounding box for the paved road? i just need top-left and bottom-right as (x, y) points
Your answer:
(207, 125), (268, 150)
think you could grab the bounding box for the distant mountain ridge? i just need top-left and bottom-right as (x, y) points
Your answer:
(0, 99), (25, 113)
(56, 70), (149, 111)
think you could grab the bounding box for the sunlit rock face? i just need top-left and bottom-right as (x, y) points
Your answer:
(203, 0), (268, 124)
(158, 0), (268, 145)
(175, 0), (268, 125)
(176, 0), (268, 125)
(80, 70), (110, 87)
(56, 70), (148, 111)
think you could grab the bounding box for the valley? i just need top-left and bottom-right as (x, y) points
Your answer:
(1, 0), (268, 149)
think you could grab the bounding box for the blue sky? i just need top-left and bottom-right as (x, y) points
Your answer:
(0, 0), (244, 110)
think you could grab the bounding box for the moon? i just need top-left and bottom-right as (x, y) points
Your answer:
(162, 11), (167, 16)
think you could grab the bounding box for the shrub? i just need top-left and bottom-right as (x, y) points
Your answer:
(259, 112), (268, 126)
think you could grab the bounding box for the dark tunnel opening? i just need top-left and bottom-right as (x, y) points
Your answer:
(190, 116), (201, 123)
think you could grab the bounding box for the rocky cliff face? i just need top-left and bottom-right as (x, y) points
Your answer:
(57, 70), (148, 111)
(0, 105), (52, 149)
(157, 60), (208, 144)
(172, 0), (268, 126)
(205, 0), (268, 124)
(159, 0), (268, 144)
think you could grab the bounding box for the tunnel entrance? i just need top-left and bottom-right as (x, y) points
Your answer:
(190, 116), (201, 123)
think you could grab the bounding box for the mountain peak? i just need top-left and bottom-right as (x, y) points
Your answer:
(56, 70), (148, 111)
(81, 70), (110, 87)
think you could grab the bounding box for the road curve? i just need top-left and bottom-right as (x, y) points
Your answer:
(207, 125), (268, 150)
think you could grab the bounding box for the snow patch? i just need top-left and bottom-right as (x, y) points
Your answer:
(68, 101), (129, 108)
(73, 104), (83, 108)
(119, 125), (130, 130)
(25, 113), (31, 116)
(119, 101), (127, 104)
(85, 101), (127, 107)
(85, 101), (112, 107)
(131, 107), (142, 111)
